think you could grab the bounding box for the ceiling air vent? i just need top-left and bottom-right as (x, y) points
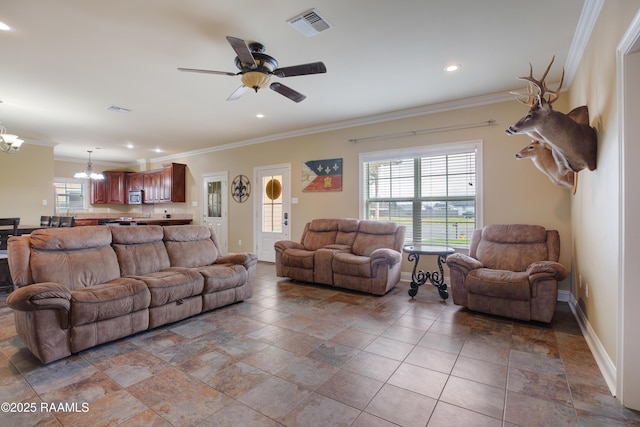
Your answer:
(105, 105), (132, 113)
(287, 9), (332, 37)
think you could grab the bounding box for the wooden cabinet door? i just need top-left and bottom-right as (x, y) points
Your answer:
(91, 178), (107, 204)
(160, 163), (186, 203)
(161, 165), (172, 202)
(143, 173), (155, 203)
(152, 172), (162, 203)
(107, 171), (126, 204)
(127, 173), (144, 192)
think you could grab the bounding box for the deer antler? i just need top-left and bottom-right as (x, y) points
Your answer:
(514, 55), (564, 105)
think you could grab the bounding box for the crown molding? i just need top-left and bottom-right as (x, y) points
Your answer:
(150, 91), (515, 163)
(564, 0), (605, 87)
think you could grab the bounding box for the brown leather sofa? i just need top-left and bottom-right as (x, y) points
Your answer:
(6, 225), (257, 363)
(275, 219), (406, 295)
(446, 224), (567, 323)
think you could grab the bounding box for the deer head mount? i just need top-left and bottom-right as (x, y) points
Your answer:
(505, 56), (597, 175)
(515, 141), (575, 190)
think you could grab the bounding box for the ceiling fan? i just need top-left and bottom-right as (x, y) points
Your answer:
(178, 36), (327, 103)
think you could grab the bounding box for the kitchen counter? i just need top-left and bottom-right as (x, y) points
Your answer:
(74, 217), (192, 226)
(113, 218), (192, 226)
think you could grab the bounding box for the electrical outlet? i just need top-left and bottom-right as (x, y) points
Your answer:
(238, 240), (242, 246)
(585, 283), (589, 298)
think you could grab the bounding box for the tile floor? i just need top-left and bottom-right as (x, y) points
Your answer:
(1, 262), (639, 426)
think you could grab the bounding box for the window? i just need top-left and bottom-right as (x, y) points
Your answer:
(262, 175), (283, 233)
(53, 179), (88, 214)
(360, 141), (482, 249)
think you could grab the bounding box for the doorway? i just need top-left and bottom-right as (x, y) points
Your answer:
(618, 11), (640, 410)
(202, 172), (228, 255)
(254, 164), (291, 262)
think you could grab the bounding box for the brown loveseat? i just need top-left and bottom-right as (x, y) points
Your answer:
(274, 219), (406, 295)
(445, 224), (567, 323)
(6, 225), (257, 363)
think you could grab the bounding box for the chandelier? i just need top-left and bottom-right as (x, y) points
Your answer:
(0, 124), (24, 154)
(74, 150), (104, 180)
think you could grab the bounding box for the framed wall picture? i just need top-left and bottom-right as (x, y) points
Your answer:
(302, 158), (342, 192)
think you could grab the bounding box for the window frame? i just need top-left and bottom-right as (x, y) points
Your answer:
(53, 177), (89, 214)
(359, 140), (483, 249)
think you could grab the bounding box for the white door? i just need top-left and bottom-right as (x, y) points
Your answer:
(203, 172), (228, 255)
(254, 164), (291, 262)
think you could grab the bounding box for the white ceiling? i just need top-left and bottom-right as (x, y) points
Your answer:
(0, 0), (590, 164)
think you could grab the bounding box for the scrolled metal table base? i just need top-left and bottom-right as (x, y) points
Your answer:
(407, 252), (449, 300)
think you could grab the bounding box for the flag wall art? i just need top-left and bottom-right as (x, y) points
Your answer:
(302, 158), (342, 192)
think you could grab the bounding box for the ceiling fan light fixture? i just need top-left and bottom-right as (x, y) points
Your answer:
(241, 71), (271, 92)
(0, 124), (23, 153)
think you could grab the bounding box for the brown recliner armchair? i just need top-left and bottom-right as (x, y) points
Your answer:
(446, 224), (567, 323)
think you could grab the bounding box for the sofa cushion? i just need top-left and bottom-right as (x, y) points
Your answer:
(332, 253), (373, 278)
(335, 218), (359, 246)
(475, 224), (548, 271)
(163, 225), (219, 268)
(351, 221), (398, 256)
(70, 278), (150, 327)
(282, 248), (315, 269)
(29, 227), (121, 290)
(466, 268), (531, 300)
(198, 264), (248, 293)
(301, 219), (340, 251)
(131, 268), (204, 307)
(111, 225), (170, 276)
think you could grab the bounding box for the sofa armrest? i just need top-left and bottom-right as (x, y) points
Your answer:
(217, 252), (258, 269)
(446, 253), (483, 274)
(274, 240), (304, 254)
(370, 248), (401, 267)
(527, 261), (567, 281)
(7, 283), (72, 313)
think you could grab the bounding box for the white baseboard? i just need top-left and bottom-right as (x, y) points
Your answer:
(558, 289), (571, 302)
(567, 294), (617, 396)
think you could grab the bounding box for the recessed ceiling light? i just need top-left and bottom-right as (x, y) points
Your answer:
(126, 143), (134, 149)
(256, 113), (265, 118)
(444, 64), (462, 72)
(0, 21), (15, 32)
(154, 148), (162, 153)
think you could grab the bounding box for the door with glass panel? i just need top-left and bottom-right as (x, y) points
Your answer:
(203, 172), (228, 255)
(254, 164), (290, 262)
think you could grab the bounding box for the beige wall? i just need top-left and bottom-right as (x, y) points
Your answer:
(569, 0), (640, 371)
(0, 144), (54, 225)
(150, 98), (572, 278)
(1, 98), (573, 279)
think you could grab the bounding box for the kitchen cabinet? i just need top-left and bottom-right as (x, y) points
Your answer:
(73, 218), (99, 226)
(127, 172), (144, 192)
(161, 163), (186, 203)
(92, 163), (186, 205)
(91, 171), (127, 205)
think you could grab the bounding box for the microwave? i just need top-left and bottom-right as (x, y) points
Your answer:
(128, 190), (144, 204)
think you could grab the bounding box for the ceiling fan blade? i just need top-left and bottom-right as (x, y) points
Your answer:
(227, 85), (249, 101)
(178, 68), (236, 76)
(269, 82), (306, 103)
(273, 62), (326, 78)
(226, 36), (256, 68)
